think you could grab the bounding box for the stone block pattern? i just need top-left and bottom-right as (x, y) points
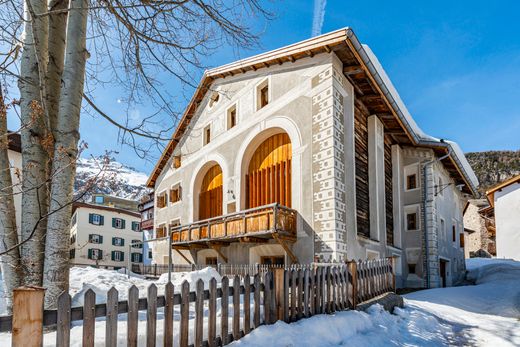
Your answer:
(311, 67), (348, 262)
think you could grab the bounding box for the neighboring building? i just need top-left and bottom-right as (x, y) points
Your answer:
(69, 202), (143, 268)
(462, 199), (495, 258)
(7, 132), (22, 235)
(486, 175), (520, 260)
(90, 193), (139, 211)
(138, 192), (155, 265)
(146, 28), (478, 288)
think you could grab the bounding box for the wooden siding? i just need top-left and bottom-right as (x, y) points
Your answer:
(199, 165), (223, 220)
(354, 104), (370, 237)
(246, 133), (292, 209)
(384, 136), (394, 246)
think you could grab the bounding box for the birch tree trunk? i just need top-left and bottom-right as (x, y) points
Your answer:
(0, 91), (22, 312)
(43, 0), (88, 308)
(18, 0), (50, 287)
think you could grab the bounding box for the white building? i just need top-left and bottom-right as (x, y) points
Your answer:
(146, 28), (478, 288)
(69, 202), (143, 269)
(7, 132), (22, 234)
(486, 175), (520, 260)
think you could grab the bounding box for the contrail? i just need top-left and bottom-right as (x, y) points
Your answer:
(311, 0), (327, 37)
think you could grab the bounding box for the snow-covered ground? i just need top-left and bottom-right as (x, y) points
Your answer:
(1, 259), (519, 346)
(231, 258), (520, 347)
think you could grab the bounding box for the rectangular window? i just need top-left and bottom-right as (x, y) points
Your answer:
(89, 213), (104, 226)
(148, 250), (153, 259)
(94, 196), (104, 204)
(89, 234), (103, 244)
(131, 221), (140, 232)
(460, 233), (465, 248)
(406, 174), (417, 190)
(170, 185), (182, 204)
(173, 155), (181, 169)
(112, 251), (124, 262)
(259, 85), (269, 108)
(157, 193), (167, 208)
(131, 240), (143, 249)
(131, 253), (143, 263)
(71, 213), (77, 226)
(69, 249), (75, 259)
(156, 225), (167, 238)
(70, 234), (76, 244)
(88, 248), (103, 260)
(112, 237), (124, 247)
(408, 263), (416, 274)
(112, 218), (125, 229)
(452, 225), (456, 242)
(204, 125), (211, 145)
(406, 213), (417, 231)
(227, 105), (237, 129)
(206, 257), (217, 265)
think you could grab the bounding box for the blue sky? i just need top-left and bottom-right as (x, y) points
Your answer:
(10, 0), (520, 174)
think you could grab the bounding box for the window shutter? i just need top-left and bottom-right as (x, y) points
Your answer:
(88, 249), (92, 259)
(111, 251), (115, 261)
(100, 215), (104, 225)
(88, 234), (93, 242)
(89, 214), (93, 224)
(112, 237), (115, 246)
(121, 238), (125, 247)
(121, 219), (126, 229)
(112, 218), (116, 228)
(139, 254), (143, 262)
(99, 250), (103, 259)
(99, 235), (103, 244)
(121, 252), (125, 262)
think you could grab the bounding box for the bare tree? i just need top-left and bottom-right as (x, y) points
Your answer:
(0, 0), (271, 308)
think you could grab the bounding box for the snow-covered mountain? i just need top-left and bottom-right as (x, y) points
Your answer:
(74, 157), (149, 201)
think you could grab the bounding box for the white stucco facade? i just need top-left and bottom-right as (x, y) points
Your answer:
(493, 182), (520, 260)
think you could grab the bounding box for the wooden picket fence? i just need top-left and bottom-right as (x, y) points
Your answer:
(1, 258), (396, 347)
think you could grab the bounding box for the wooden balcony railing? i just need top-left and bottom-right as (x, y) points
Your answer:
(170, 203), (297, 246)
(140, 218), (154, 230)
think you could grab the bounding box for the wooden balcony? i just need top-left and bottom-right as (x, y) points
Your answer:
(170, 203), (297, 249)
(140, 218), (154, 230)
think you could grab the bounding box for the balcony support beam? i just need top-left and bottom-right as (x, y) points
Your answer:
(174, 248), (194, 265)
(208, 243), (228, 263)
(273, 233), (298, 264)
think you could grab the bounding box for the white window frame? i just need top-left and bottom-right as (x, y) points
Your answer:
(404, 204), (421, 232)
(90, 234), (101, 244)
(255, 77), (271, 111)
(113, 251), (124, 262)
(404, 163), (420, 192)
(113, 237), (124, 246)
(91, 248), (102, 260)
(226, 103), (238, 130)
(92, 214), (102, 225)
(114, 218), (124, 229)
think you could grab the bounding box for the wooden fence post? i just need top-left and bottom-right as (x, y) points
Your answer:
(12, 286), (45, 347)
(274, 268), (284, 321)
(348, 261), (357, 309)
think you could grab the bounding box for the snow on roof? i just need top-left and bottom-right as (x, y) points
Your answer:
(361, 44), (479, 191)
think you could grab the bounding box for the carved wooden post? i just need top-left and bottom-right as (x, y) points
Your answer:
(348, 261), (357, 309)
(12, 286), (45, 347)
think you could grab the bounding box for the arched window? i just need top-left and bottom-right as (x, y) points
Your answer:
(199, 164), (223, 220)
(246, 133), (292, 208)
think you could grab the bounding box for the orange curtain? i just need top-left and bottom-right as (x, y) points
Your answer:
(246, 133), (292, 208)
(199, 165), (223, 220)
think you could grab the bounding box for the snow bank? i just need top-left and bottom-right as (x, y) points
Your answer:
(156, 266), (221, 289)
(231, 304), (457, 347)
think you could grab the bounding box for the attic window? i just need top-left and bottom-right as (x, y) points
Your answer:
(170, 184), (182, 204)
(209, 92), (220, 108)
(227, 105), (237, 130)
(173, 155), (181, 169)
(256, 80), (269, 110)
(203, 125), (211, 145)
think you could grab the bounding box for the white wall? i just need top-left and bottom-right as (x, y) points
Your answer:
(494, 183), (520, 260)
(70, 206), (142, 268)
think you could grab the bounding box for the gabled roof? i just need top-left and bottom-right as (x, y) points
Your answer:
(486, 174), (520, 207)
(72, 202), (141, 218)
(146, 28), (479, 196)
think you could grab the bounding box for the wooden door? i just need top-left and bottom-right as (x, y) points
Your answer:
(246, 133), (292, 208)
(199, 164), (223, 220)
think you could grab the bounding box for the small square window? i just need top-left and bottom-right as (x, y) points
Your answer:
(407, 213), (417, 231)
(92, 214), (101, 225)
(408, 263), (416, 274)
(227, 105), (237, 130)
(209, 92), (219, 108)
(406, 174), (417, 190)
(94, 196), (104, 204)
(170, 185), (182, 204)
(203, 125), (211, 145)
